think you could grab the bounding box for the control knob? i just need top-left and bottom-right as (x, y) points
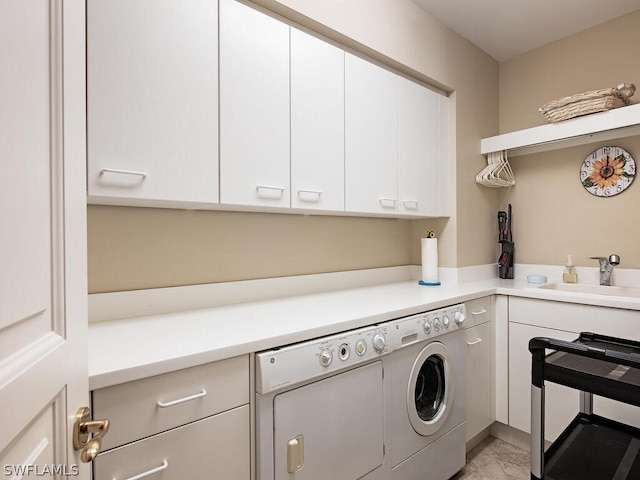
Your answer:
(443, 315), (450, 328)
(319, 349), (333, 367)
(454, 311), (466, 326)
(372, 333), (387, 353)
(423, 319), (432, 334)
(433, 317), (441, 331)
(355, 339), (367, 356)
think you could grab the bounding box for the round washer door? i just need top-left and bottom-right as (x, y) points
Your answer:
(406, 341), (455, 436)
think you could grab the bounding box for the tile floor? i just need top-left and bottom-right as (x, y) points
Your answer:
(452, 436), (530, 480)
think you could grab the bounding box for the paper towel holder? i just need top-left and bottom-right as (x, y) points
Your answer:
(419, 232), (441, 286)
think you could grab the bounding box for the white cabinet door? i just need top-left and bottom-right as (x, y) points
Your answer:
(345, 53), (398, 215)
(465, 322), (492, 442)
(94, 406), (250, 480)
(219, 0), (290, 207)
(290, 28), (345, 211)
(87, 0), (218, 205)
(509, 323), (579, 441)
(398, 77), (441, 216)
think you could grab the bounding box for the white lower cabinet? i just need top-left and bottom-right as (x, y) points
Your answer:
(93, 406), (250, 480)
(464, 296), (493, 442)
(91, 355), (250, 480)
(507, 297), (640, 442)
(508, 322), (579, 441)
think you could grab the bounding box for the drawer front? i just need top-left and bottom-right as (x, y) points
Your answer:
(94, 405), (250, 480)
(93, 355), (249, 450)
(465, 296), (491, 328)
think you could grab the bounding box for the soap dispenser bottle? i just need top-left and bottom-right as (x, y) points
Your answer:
(563, 255), (577, 283)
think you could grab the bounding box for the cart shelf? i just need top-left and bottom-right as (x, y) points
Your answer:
(529, 332), (640, 480)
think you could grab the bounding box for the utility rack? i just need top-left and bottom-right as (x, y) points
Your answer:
(529, 332), (640, 480)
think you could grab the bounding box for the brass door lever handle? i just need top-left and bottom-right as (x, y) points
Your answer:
(73, 407), (110, 462)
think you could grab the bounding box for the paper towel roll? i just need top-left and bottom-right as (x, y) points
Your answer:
(421, 237), (439, 283)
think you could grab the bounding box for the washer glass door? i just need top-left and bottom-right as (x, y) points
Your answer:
(416, 354), (446, 421)
(407, 341), (455, 436)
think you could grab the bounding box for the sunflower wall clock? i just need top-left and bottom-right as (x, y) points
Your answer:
(580, 146), (635, 197)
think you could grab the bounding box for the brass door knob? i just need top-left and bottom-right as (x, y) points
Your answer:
(73, 407), (110, 462)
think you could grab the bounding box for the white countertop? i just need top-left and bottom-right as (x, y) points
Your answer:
(88, 275), (640, 390)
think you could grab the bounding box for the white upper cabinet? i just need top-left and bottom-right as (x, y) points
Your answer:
(345, 53), (399, 215)
(87, 0), (450, 217)
(398, 77), (442, 216)
(87, 0), (219, 205)
(290, 28), (345, 212)
(219, 0), (290, 208)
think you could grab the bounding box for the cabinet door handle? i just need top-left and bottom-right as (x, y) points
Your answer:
(156, 389), (207, 408)
(287, 435), (304, 473)
(256, 185), (285, 198)
(466, 338), (483, 346)
(297, 189), (323, 202)
(471, 309), (487, 316)
(100, 168), (149, 178)
(117, 460), (168, 480)
(378, 198), (397, 208)
(402, 200), (419, 210)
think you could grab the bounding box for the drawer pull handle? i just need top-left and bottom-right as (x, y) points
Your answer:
(402, 200), (419, 210)
(297, 189), (323, 202)
(100, 168), (149, 178)
(378, 198), (397, 208)
(117, 460), (168, 480)
(466, 338), (483, 346)
(471, 309), (487, 315)
(156, 389), (207, 408)
(256, 185), (285, 199)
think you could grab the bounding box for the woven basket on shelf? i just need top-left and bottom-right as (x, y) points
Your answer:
(539, 83), (636, 123)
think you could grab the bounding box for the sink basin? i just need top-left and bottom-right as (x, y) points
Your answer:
(536, 283), (640, 298)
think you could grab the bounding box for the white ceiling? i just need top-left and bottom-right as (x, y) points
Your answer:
(411, 0), (640, 62)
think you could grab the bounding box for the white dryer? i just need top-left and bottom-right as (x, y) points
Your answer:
(385, 304), (467, 480)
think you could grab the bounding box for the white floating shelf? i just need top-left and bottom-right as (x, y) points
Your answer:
(481, 103), (640, 158)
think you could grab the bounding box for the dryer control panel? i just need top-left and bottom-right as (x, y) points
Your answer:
(386, 304), (467, 350)
(256, 323), (391, 394)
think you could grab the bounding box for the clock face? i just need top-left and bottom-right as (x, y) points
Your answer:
(580, 146), (635, 197)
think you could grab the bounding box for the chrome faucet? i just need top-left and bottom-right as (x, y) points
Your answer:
(589, 254), (621, 286)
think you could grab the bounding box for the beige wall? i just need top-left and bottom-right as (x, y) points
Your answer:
(87, 0), (499, 293)
(499, 10), (640, 269)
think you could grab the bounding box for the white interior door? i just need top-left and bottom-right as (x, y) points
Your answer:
(0, 0), (89, 476)
(273, 362), (384, 480)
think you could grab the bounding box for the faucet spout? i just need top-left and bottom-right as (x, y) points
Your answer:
(589, 254), (620, 286)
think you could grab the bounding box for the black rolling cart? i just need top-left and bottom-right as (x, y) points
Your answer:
(529, 332), (640, 480)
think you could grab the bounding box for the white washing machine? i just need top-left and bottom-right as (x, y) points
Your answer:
(385, 304), (467, 480)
